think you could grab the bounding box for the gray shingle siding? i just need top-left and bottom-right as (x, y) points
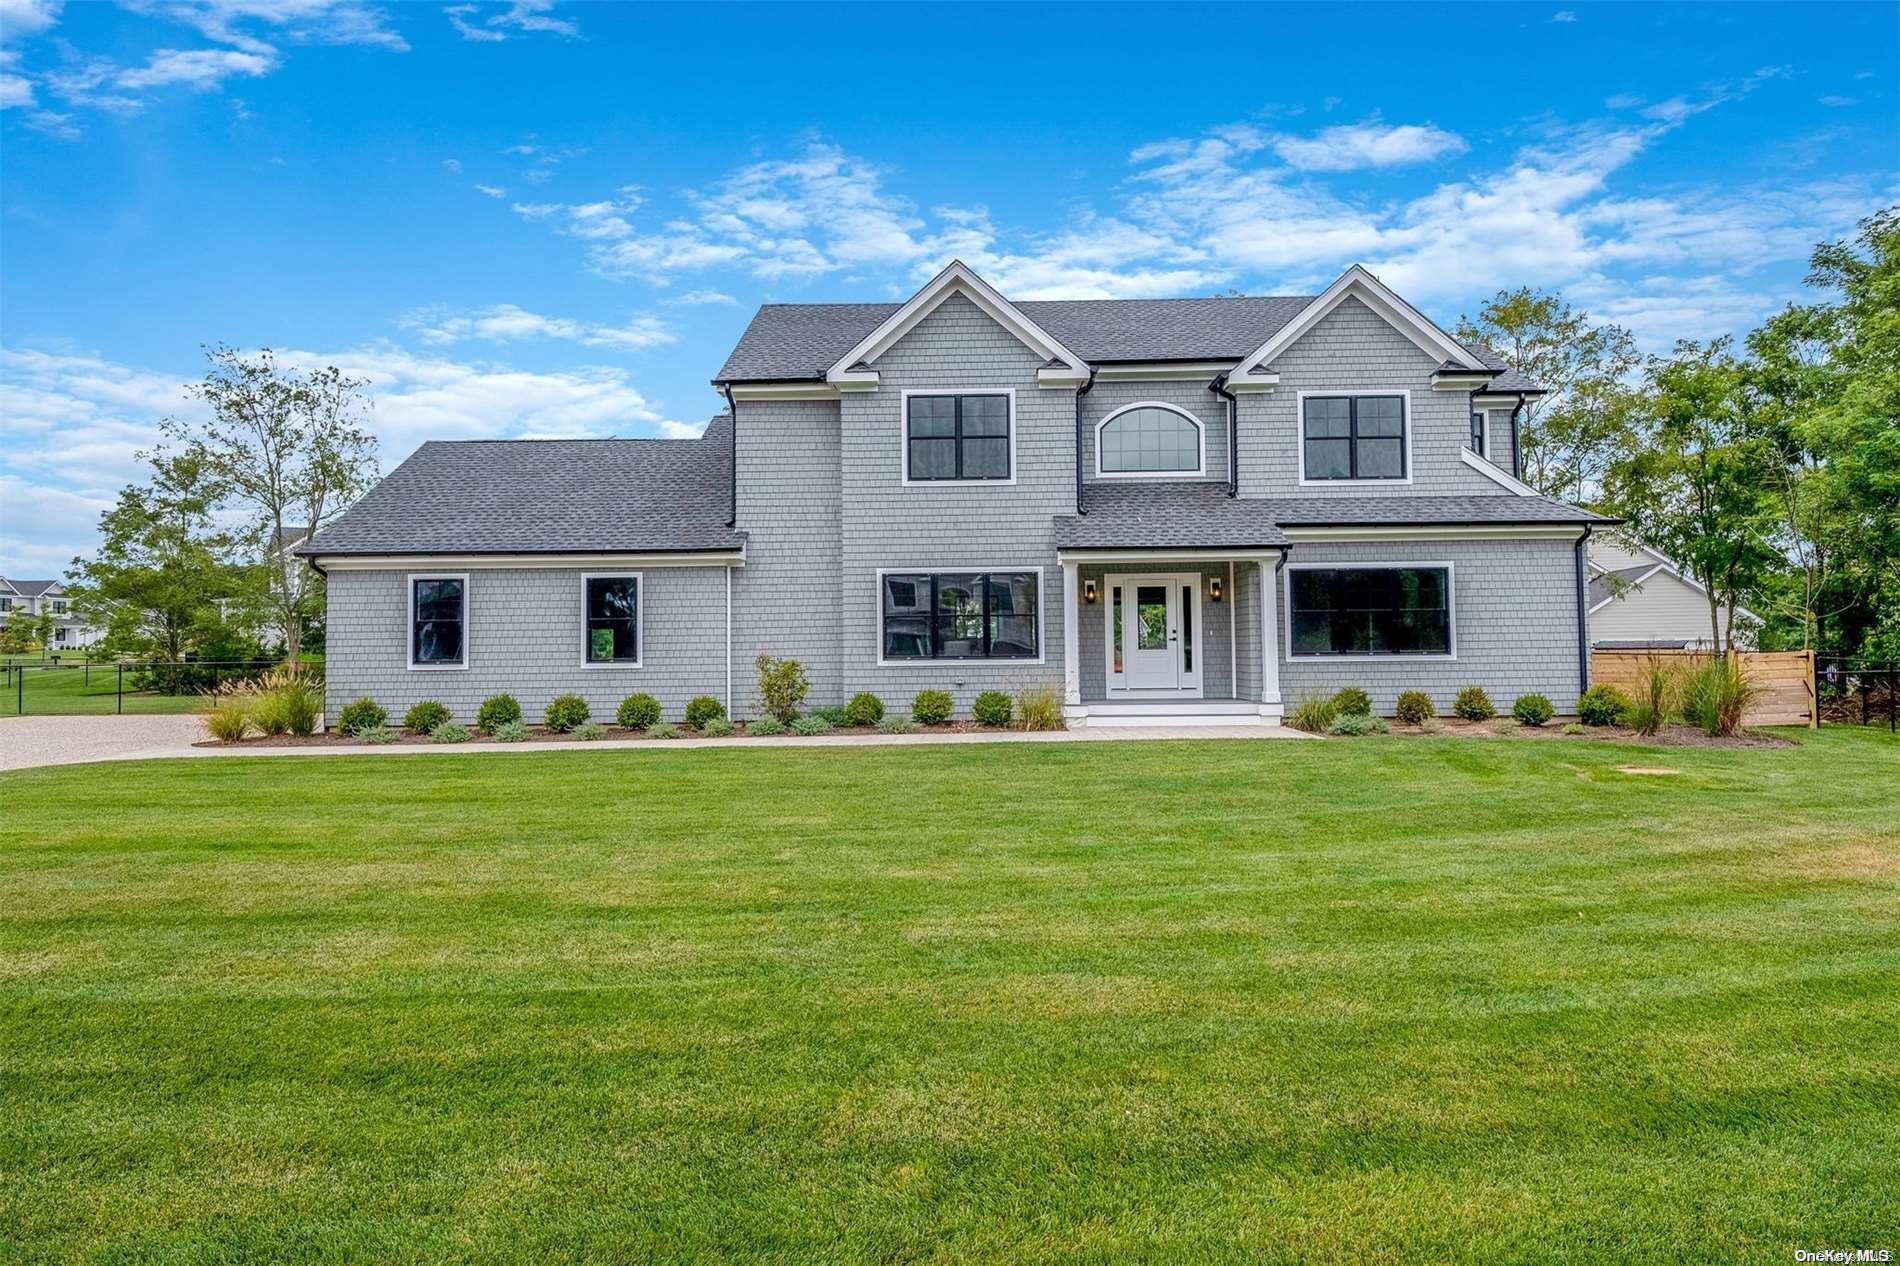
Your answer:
(1237, 297), (1508, 499)
(324, 565), (730, 724)
(1278, 537), (1583, 714)
(1080, 378), (1228, 484)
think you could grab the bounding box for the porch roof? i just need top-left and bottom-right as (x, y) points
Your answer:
(1053, 482), (1289, 551)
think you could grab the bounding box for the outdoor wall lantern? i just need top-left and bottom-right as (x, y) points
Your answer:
(1084, 578), (1098, 604)
(1209, 576), (1224, 603)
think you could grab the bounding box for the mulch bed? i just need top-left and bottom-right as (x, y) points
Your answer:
(1375, 717), (1795, 748)
(199, 721), (996, 749)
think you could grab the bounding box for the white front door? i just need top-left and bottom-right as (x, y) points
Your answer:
(1107, 573), (1203, 697)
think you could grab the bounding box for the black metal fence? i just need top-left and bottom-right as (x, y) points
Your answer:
(1815, 656), (1898, 732)
(0, 659), (290, 716)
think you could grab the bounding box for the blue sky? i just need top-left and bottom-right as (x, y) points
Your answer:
(2, 0), (1895, 576)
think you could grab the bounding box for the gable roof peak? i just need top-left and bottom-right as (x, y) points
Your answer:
(1229, 262), (1484, 382)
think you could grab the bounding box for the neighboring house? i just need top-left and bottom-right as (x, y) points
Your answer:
(1587, 536), (1762, 651)
(302, 261), (1613, 726)
(0, 578), (105, 650)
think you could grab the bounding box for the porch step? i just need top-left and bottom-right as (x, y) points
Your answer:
(1084, 700), (1274, 727)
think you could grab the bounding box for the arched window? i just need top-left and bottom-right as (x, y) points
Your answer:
(1097, 403), (1204, 476)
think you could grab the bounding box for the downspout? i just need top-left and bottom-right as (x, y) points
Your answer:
(1508, 392), (1528, 482)
(721, 383), (738, 529)
(1574, 525), (1593, 697)
(1073, 371), (1094, 514)
(1211, 373), (1239, 498)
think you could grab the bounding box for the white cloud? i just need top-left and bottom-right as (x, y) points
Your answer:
(1603, 93), (1644, 110)
(447, 0), (578, 41)
(0, 70), (32, 108)
(116, 47), (274, 90)
(152, 1), (408, 54)
(1818, 95), (1857, 108)
(473, 183), (507, 198)
(444, 5), (506, 42)
(1551, 10), (1577, 22)
(0, 0), (62, 43)
(1271, 121), (1468, 171)
(442, 157), (462, 173)
(397, 304), (674, 350)
(657, 419), (705, 438)
(673, 289), (737, 306)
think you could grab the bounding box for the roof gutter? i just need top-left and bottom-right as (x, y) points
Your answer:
(1508, 392), (1529, 482)
(1211, 372), (1239, 499)
(721, 383), (738, 529)
(1073, 370), (1094, 515)
(1575, 524), (1593, 696)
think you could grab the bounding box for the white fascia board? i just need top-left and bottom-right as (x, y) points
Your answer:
(727, 382), (841, 400)
(1460, 446), (1540, 496)
(1223, 373), (1280, 393)
(1472, 392), (1542, 405)
(1093, 361), (1238, 382)
(823, 260), (1089, 384)
(1231, 264), (1480, 383)
(317, 551), (747, 571)
(1431, 374), (1497, 390)
(1056, 548), (1284, 564)
(1279, 524), (1585, 542)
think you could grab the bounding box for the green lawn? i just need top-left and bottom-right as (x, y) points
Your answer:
(2, 730), (1896, 1263)
(0, 663), (209, 716)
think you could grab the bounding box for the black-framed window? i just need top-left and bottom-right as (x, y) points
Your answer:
(906, 393), (1010, 481)
(1470, 410), (1486, 456)
(1289, 567), (1450, 657)
(882, 571), (1039, 659)
(1099, 405), (1201, 474)
(1302, 394), (1406, 480)
(411, 576), (465, 666)
(584, 576), (639, 663)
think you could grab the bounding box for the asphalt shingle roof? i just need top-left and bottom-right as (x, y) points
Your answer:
(1054, 482), (1289, 550)
(300, 416), (743, 557)
(5, 580), (60, 597)
(1588, 564), (1655, 607)
(714, 295), (1546, 393)
(1260, 495), (1614, 526)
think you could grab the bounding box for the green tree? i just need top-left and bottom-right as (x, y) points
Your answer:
(160, 347), (378, 666)
(66, 453), (240, 664)
(1456, 289), (1642, 502)
(1603, 339), (1781, 655)
(1, 609), (40, 654)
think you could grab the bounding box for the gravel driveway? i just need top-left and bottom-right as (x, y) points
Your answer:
(0, 715), (209, 772)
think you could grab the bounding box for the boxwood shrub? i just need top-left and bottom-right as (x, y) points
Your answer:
(617, 692), (662, 729)
(1453, 685), (1496, 721)
(685, 695), (726, 729)
(1394, 690), (1434, 724)
(972, 690), (1012, 727)
(912, 690), (954, 725)
(1577, 683), (1630, 727)
(1512, 693), (1555, 727)
(476, 693), (522, 732)
(403, 699), (450, 734)
(544, 694), (589, 732)
(1331, 687), (1372, 717)
(843, 692), (885, 726)
(337, 698), (387, 734)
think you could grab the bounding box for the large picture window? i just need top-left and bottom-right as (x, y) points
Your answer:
(584, 575), (640, 664)
(1288, 565), (1452, 657)
(905, 392), (1011, 482)
(881, 570), (1040, 661)
(1097, 403), (1203, 475)
(1302, 393), (1407, 481)
(409, 575), (466, 668)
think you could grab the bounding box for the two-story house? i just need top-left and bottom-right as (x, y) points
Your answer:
(302, 262), (1612, 727)
(0, 577), (103, 651)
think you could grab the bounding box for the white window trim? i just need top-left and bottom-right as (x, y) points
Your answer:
(875, 565), (1046, 667)
(899, 388), (1018, 487)
(1094, 401), (1207, 479)
(406, 572), (469, 671)
(580, 571), (644, 668)
(1296, 390), (1414, 487)
(1282, 560), (1457, 662)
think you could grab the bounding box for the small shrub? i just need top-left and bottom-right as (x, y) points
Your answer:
(1417, 717), (1442, 734)
(252, 692), (291, 736)
(912, 690), (954, 725)
(356, 724), (398, 745)
(544, 694), (589, 732)
(617, 692), (661, 729)
(1015, 682), (1064, 731)
(647, 722), (683, 740)
(748, 716), (786, 736)
(1331, 686), (1372, 717)
(1681, 657), (1756, 736)
(430, 723), (470, 744)
(1453, 685), (1495, 721)
(477, 693), (522, 732)
(572, 721), (608, 741)
(1495, 717), (1521, 732)
(1562, 722), (1586, 735)
(756, 653), (810, 723)
(491, 719), (529, 742)
(1327, 712), (1388, 736)
(1512, 694), (1555, 727)
(337, 697), (387, 733)
(700, 717), (736, 737)
(1394, 690), (1434, 724)
(1287, 694), (1338, 734)
(205, 700), (250, 743)
(972, 690), (1012, 727)
(789, 715), (834, 736)
(1577, 683), (1630, 727)
(877, 715), (918, 734)
(843, 692), (885, 726)
(404, 699), (450, 734)
(684, 695), (726, 729)
(813, 705), (850, 725)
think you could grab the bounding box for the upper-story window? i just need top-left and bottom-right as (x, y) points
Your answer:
(904, 391), (1012, 483)
(1469, 411), (1486, 457)
(50, 599), (68, 614)
(1096, 403), (1204, 477)
(1301, 393), (1408, 482)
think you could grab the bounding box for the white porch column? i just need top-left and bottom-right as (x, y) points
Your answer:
(1258, 557), (1284, 724)
(1061, 561), (1086, 724)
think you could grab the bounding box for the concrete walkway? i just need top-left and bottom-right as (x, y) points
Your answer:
(1, 714), (1309, 772)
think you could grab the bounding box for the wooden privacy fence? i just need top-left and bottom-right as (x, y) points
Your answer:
(1589, 649), (1817, 728)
